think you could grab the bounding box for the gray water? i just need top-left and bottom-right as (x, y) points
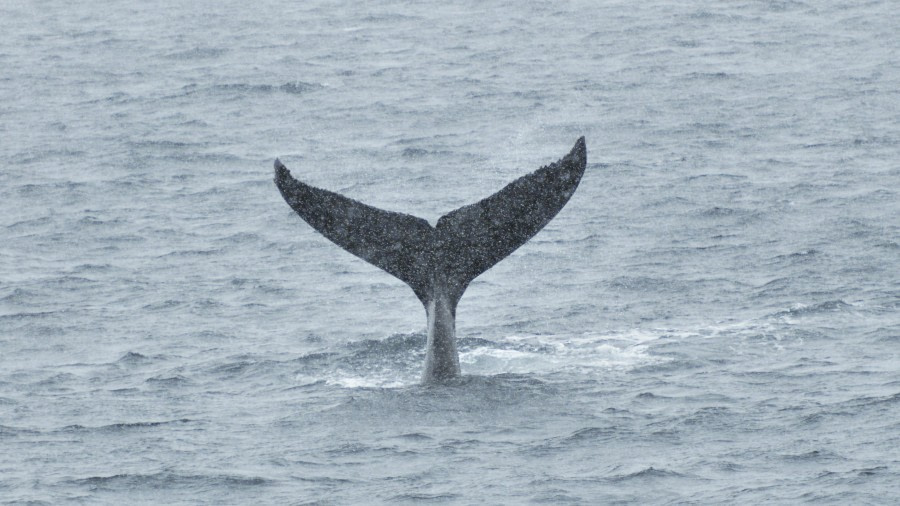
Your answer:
(2, 0), (899, 503)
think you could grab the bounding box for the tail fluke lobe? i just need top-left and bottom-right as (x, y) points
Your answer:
(434, 137), (587, 302)
(274, 159), (435, 303)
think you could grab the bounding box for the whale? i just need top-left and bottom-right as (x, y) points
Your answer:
(274, 137), (587, 383)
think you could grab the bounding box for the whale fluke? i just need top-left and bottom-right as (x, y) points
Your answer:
(275, 159), (435, 303)
(433, 137), (586, 304)
(275, 137), (587, 382)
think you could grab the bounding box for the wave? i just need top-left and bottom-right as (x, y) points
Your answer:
(770, 300), (853, 318)
(155, 248), (223, 259)
(609, 275), (686, 293)
(115, 351), (153, 365)
(145, 375), (190, 386)
(685, 173), (748, 182)
(70, 471), (269, 489)
(770, 248), (820, 263)
(0, 311), (58, 321)
(166, 81), (323, 100)
(781, 449), (845, 462)
(388, 492), (461, 502)
(608, 466), (687, 482)
(400, 147), (453, 158)
(392, 432), (433, 441)
(60, 419), (194, 434)
(839, 392), (900, 410)
(12, 148), (87, 165)
(164, 47), (228, 60)
(0, 424), (39, 436)
(527, 426), (624, 454)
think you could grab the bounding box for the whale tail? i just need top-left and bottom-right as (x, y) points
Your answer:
(274, 137), (587, 308)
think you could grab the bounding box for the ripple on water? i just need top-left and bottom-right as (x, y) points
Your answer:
(69, 472), (270, 490)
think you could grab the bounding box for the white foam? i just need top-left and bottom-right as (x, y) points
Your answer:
(324, 375), (408, 389)
(315, 322), (795, 387)
(314, 368), (414, 389)
(460, 331), (671, 376)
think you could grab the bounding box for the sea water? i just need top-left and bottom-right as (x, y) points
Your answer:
(1, 0), (899, 503)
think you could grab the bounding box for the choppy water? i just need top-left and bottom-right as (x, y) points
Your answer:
(2, 0), (899, 503)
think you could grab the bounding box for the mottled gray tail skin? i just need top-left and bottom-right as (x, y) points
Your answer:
(274, 157), (435, 303)
(431, 137), (587, 305)
(274, 137), (587, 381)
(274, 137), (587, 307)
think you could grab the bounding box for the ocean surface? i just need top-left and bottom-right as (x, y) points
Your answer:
(2, 0), (899, 503)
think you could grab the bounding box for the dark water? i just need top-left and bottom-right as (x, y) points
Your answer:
(2, 0), (899, 503)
